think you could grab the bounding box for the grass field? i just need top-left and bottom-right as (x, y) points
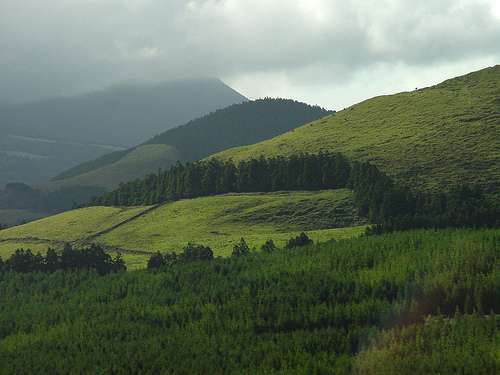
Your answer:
(213, 66), (500, 192)
(46, 144), (179, 190)
(0, 190), (366, 267)
(0, 206), (151, 262)
(96, 190), (367, 257)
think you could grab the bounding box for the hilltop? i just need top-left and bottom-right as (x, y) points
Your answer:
(213, 66), (500, 193)
(51, 99), (331, 189)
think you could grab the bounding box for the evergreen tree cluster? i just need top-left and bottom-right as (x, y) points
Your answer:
(0, 244), (126, 275)
(0, 229), (497, 374)
(147, 243), (214, 270)
(90, 153), (499, 232)
(91, 153), (351, 206)
(285, 232), (314, 249)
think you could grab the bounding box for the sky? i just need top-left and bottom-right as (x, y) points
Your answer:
(1, 0), (499, 109)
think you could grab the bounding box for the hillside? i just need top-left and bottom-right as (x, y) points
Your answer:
(96, 190), (366, 257)
(213, 66), (500, 193)
(0, 78), (246, 187)
(0, 190), (366, 268)
(51, 99), (331, 189)
(1, 228), (498, 373)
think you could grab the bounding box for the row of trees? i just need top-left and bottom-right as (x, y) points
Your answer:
(147, 233), (313, 270)
(90, 153), (499, 232)
(0, 244), (126, 275)
(90, 153), (351, 206)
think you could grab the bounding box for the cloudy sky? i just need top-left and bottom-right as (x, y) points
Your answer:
(1, 0), (499, 109)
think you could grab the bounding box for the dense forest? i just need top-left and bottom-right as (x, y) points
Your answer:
(90, 153), (499, 232)
(0, 229), (498, 374)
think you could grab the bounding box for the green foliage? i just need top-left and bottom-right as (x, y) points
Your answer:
(91, 152), (352, 206)
(2, 244), (126, 275)
(147, 243), (214, 270)
(181, 243), (214, 262)
(285, 232), (313, 249)
(0, 229), (497, 373)
(354, 314), (499, 375)
(91, 153), (498, 232)
(214, 66), (500, 193)
(231, 237), (250, 257)
(261, 239), (277, 253)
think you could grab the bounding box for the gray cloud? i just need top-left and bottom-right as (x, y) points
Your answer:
(0, 0), (499, 107)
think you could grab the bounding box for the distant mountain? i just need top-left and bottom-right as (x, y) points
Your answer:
(51, 99), (331, 189)
(214, 65), (500, 193)
(0, 79), (247, 187)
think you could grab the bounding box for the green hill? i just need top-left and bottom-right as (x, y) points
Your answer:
(0, 206), (151, 266)
(0, 78), (246, 187)
(213, 66), (500, 193)
(52, 99), (331, 189)
(96, 190), (366, 257)
(0, 190), (366, 268)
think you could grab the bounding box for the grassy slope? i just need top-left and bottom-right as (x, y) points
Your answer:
(213, 66), (500, 192)
(47, 144), (179, 190)
(97, 190), (367, 257)
(0, 190), (365, 268)
(0, 206), (150, 260)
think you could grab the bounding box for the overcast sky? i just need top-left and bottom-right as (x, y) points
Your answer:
(1, 0), (499, 109)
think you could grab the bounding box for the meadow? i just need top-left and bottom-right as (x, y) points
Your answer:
(0, 190), (366, 268)
(96, 190), (367, 257)
(213, 66), (500, 193)
(0, 206), (151, 261)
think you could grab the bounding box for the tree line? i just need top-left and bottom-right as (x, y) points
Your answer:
(90, 153), (499, 232)
(147, 233), (312, 270)
(0, 244), (126, 275)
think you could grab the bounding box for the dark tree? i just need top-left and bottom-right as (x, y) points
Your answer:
(232, 238), (251, 257)
(285, 232), (313, 250)
(261, 239), (277, 254)
(181, 243), (214, 262)
(147, 252), (166, 270)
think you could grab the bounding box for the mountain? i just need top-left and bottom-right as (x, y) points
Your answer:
(0, 78), (246, 187)
(213, 66), (500, 193)
(50, 99), (331, 189)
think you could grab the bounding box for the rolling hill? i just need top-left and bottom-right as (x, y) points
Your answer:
(51, 99), (331, 189)
(0, 78), (246, 187)
(0, 190), (366, 268)
(213, 66), (500, 193)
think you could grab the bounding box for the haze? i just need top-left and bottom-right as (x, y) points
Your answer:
(1, 0), (499, 108)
